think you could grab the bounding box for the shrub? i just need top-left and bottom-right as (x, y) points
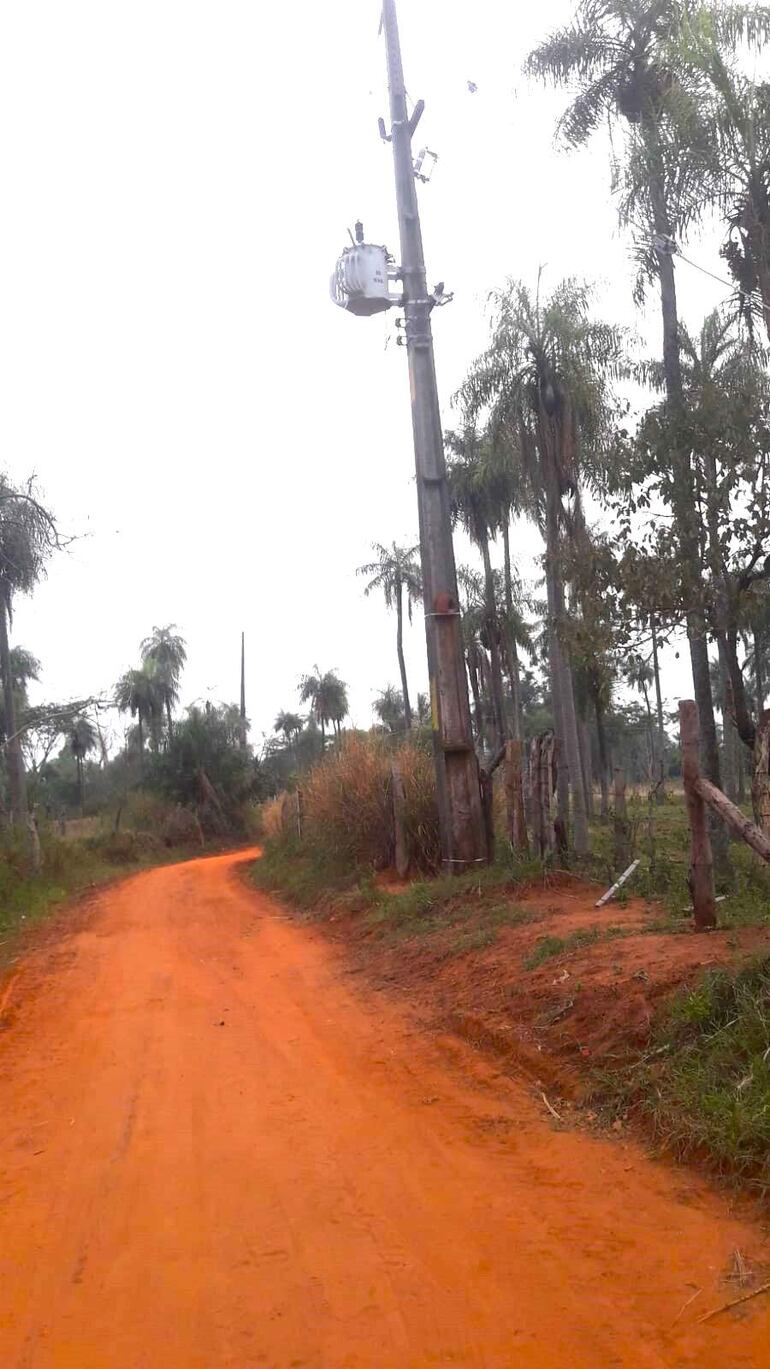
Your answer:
(303, 735), (392, 869)
(262, 735), (440, 875)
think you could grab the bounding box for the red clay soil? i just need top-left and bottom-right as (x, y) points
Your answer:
(0, 851), (769, 1367)
(345, 874), (770, 1098)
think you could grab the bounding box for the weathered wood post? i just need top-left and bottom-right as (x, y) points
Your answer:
(541, 734), (557, 854)
(613, 768), (629, 869)
(530, 736), (543, 856)
(480, 768), (495, 865)
(504, 740), (529, 852)
(751, 709), (770, 834)
(390, 762), (409, 878)
(679, 700), (717, 930)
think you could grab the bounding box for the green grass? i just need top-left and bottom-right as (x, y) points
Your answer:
(0, 828), (207, 972)
(523, 923), (631, 970)
(252, 838), (541, 952)
(595, 957), (770, 1196)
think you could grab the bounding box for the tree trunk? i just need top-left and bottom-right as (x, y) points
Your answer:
(544, 491), (589, 855)
(717, 637), (739, 802)
(737, 732), (746, 803)
(166, 696), (173, 744)
(501, 521), (523, 742)
(594, 692), (610, 819)
(679, 700), (717, 930)
(396, 584), (412, 730)
(579, 715), (594, 818)
(0, 593), (27, 826)
(648, 163), (725, 862)
(77, 756), (84, 817)
(650, 615), (666, 800)
(481, 534), (508, 750)
(504, 739), (528, 851)
(755, 628), (765, 721)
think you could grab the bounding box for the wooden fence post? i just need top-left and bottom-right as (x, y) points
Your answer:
(679, 700), (717, 930)
(751, 710), (770, 834)
(505, 740), (529, 852)
(391, 762), (409, 879)
(541, 733), (556, 854)
(480, 768), (495, 865)
(530, 737), (543, 856)
(613, 768), (629, 869)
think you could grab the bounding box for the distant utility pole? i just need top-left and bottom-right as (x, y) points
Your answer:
(381, 0), (487, 871)
(239, 631), (247, 749)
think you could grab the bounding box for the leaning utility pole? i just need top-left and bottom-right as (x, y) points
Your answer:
(381, 0), (487, 870)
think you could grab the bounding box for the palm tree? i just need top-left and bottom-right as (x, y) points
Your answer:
(373, 686), (406, 734)
(525, 0), (770, 821)
(447, 429), (510, 754)
(141, 625), (187, 741)
(274, 710), (303, 745)
(274, 709), (304, 770)
(357, 542), (422, 729)
(299, 668), (349, 750)
(688, 35), (770, 339)
(68, 716), (97, 816)
(0, 478), (59, 825)
(460, 277), (623, 854)
(670, 308), (770, 755)
(115, 665), (160, 767)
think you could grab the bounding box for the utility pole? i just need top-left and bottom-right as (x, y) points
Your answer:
(381, 0), (487, 871)
(239, 631), (247, 750)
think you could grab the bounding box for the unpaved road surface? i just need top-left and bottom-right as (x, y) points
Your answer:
(0, 851), (768, 1368)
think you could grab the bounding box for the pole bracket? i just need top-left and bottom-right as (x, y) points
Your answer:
(407, 98), (425, 138)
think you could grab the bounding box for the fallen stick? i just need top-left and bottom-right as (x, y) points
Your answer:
(541, 1092), (563, 1122)
(595, 860), (640, 908)
(673, 1288), (702, 1324)
(697, 1279), (770, 1324)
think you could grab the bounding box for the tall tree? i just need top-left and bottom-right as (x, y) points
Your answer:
(447, 430), (510, 752)
(141, 625), (187, 742)
(373, 685), (406, 734)
(115, 665), (160, 767)
(357, 543), (422, 729)
(461, 277), (623, 854)
(68, 716), (97, 816)
(299, 668), (349, 750)
(525, 0), (769, 822)
(0, 478), (60, 825)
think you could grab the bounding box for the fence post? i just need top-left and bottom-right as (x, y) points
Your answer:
(613, 768), (629, 869)
(541, 733), (557, 854)
(505, 740), (529, 852)
(479, 768), (495, 865)
(296, 786), (304, 841)
(529, 737), (543, 855)
(751, 710), (770, 835)
(679, 700), (717, 930)
(390, 762), (409, 878)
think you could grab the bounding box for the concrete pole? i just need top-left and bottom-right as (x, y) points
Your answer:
(381, 0), (487, 871)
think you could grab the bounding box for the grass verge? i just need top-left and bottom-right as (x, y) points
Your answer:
(0, 828), (216, 972)
(595, 957), (770, 1197)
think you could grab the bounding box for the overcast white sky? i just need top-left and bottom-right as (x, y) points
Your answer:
(0, 0), (750, 752)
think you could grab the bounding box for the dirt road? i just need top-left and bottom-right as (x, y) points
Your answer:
(0, 851), (768, 1367)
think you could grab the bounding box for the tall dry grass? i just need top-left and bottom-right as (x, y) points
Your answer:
(263, 734), (440, 874)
